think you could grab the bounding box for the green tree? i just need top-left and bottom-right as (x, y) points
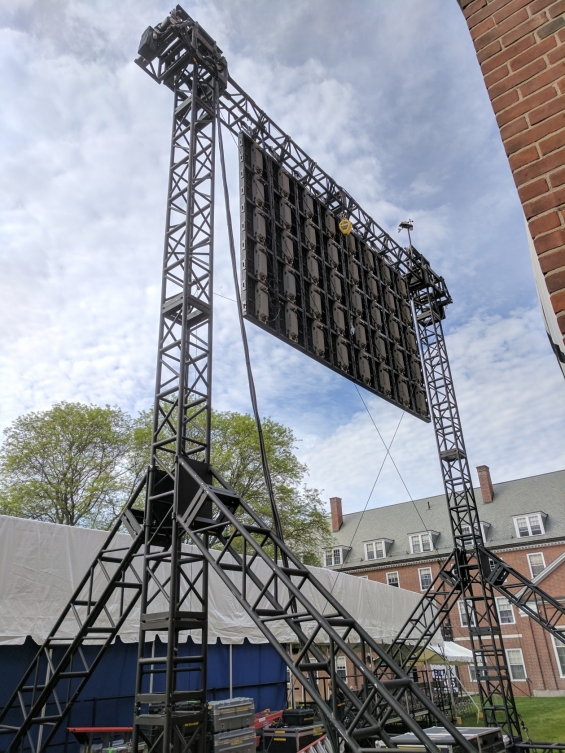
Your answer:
(210, 411), (332, 565)
(0, 402), (133, 528)
(132, 409), (332, 565)
(0, 403), (332, 564)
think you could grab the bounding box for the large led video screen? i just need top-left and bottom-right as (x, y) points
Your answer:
(239, 133), (429, 421)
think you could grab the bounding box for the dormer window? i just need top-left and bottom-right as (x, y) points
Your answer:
(364, 539), (393, 560)
(409, 531), (438, 554)
(513, 513), (546, 538)
(324, 546), (351, 567)
(461, 521), (491, 543)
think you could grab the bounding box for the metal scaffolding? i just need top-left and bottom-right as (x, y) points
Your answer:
(1, 7), (564, 753)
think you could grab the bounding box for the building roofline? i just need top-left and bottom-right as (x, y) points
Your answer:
(339, 468), (565, 520)
(330, 536), (565, 574)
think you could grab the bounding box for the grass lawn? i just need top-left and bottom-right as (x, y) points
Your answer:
(459, 696), (565, 743)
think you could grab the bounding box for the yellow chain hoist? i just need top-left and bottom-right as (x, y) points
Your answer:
(338, 217), (352, 235)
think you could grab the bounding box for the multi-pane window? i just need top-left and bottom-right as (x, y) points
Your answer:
(458, 599), (476, 628)
(506, 648), (527, 680)
(468, 656), (483, 683)
(386, 571), (399, 588)
(461, 522), (489, 543)
(336, 655), (347, 680)
(409, 533), (432, 554)
(419, 567), (432, 590)
(365, 540), (385, 560)
(519, 601), (538, 617)
(461, 523), (473, 542)
(527, 552), (546, 578)
(513, 513), (545, 537)
(552, 635), (565, 678)
(324, 548), (342, 567)
(495, 597), (515, 625)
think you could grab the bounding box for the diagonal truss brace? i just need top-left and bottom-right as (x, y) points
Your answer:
(171, 458), (478, 753)
(485, 547), (565, 643)
(0, 478), (148, 753)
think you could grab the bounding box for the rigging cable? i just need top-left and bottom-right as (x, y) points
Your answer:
(216, 110), (285, 546)
(354, 384), (441, 557)
(334, 410), (404, 572)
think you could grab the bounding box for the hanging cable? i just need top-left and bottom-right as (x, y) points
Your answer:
(336, 410), (404, 568)
(320, 409), (404, 618)
(354, 385), (440, 556)
(216, 111), (285, 545)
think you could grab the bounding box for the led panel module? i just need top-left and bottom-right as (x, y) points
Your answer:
(238, 133), (429, 421)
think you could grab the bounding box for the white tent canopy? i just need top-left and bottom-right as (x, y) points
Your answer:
(425, 643), (474, 665)
(0, 515), (426, 647)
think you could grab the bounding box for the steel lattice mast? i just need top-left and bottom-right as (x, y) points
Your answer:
(131, 16), (223, 753)
(410, 287), (521, 738)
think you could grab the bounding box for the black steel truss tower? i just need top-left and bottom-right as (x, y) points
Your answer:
(380, 286), (522, 738)
(130, 17), (220, 753)
(1, 7), (564, 753)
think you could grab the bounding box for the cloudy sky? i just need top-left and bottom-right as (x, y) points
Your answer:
(1, 0), (564, 515)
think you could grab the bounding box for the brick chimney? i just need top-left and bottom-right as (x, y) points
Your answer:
(330, 496), (343, 532)
(477, 465), (494, 504)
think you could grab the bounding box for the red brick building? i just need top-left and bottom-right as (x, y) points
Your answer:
(324, 467), (565, 696)
(456, 0), (565, 371)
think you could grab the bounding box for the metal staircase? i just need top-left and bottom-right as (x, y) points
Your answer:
(132, 455), (478, 753)
(0, 477), (148, 753)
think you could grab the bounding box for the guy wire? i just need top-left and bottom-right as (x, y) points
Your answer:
(354, 385), (440, 556)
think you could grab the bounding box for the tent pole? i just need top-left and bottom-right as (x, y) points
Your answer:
(229, 644), (233, 699)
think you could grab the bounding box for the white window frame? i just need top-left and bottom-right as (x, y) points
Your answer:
(324, 546), (350, 567)
(386, 571), (399, 588)
(335, 655), (347, 680)
(513, 513), (546, 538)
(468, 656), (483, 683)
(364, 539), (386, 560)
(527, 552), (546, 578)
(552, 634), (565, 678)
(461, 521), (490, 542)
(458, 599), (476, 628)
(506, 648), (527, 681)
(409, 532), (432, 554)
(418, 567), (433, 591)
(495, 596), (515, 625)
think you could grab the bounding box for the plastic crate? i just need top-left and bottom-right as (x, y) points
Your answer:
(263, 724), (325, 753)
(212, 726), (256, 753)
(281, 710), (315, 727)
(209, 698), (255, 733)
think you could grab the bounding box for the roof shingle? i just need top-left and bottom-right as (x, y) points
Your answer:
(329, 469), (565, 569)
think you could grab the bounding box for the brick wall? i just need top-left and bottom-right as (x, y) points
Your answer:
(457, 0), (565, 343)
